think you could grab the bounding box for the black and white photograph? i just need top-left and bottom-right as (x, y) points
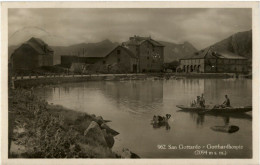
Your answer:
(1, 1), (260, 164)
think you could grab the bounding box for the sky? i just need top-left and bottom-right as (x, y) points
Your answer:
(8, 8), (252, 49)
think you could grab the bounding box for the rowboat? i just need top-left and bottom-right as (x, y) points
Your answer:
(211, 125), (239, 133)
(176, 105), (252, 113)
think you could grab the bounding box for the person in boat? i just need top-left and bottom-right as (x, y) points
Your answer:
(200, 94), (205, 108)
(196, 96), (201, 106)
(221, 95), (231, 108)
(190, 100), (196, 107)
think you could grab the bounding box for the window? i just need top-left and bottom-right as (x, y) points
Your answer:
(147, 56), (149, 60)
(103, 60), (106, 64)
(117, 50), (121, 54)
(117, 58), (120, 63)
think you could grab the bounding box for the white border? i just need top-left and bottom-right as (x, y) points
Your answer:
(1, 2), (259, 165)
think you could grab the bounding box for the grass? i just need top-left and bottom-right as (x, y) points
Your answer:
(8, 89), (118, 158)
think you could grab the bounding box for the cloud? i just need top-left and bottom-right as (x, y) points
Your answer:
(8, 8), (252, 49)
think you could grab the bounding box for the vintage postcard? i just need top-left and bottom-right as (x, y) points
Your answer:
(1, 1), (259, 165)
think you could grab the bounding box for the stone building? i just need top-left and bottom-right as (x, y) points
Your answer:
(11, 37), (54, 70)
(179, 47), (248, 73)
(97, 45), (138, 73)
(122, 36), (164, 72)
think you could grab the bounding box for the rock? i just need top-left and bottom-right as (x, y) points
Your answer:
(121, 148), (131, 158)
(84, 121), (107, 146)
(121, 148), (140, 158)
(100, 123), (119, 136)
(96, 116), (103, 120)
(95, 116), (105, 125)
(102, 129), (115, 148)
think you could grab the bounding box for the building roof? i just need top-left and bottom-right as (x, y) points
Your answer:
(122, 36), (164, 47)
(27, 37), (54, 54)
(120, 46), (138, 58)
(214, 50), (247, 59)
(11, 37), (54, 59)
(105, 45), (138, 59)
(180, 47), (247, 60)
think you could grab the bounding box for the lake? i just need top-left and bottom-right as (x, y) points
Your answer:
(34, 78), (252, 158)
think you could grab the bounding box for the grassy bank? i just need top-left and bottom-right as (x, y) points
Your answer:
(9, 89), (124, 158)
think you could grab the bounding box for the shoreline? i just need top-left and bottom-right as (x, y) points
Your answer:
(11, 72), (249, 89)
(8, 89), (140, 158)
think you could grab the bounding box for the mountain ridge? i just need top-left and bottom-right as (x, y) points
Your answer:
(159, 40), (198, 63)
(208, 29), (252, 60)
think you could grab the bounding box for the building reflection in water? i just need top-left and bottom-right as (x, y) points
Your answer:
(98, 80), (164, 114)
(37, 78), (251, 127)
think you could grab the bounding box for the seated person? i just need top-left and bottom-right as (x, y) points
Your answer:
(196, 96), (201, 106)
(221, 95), (231, 108)
(190, 100), (196, 107)
(200, 94), (205, 108)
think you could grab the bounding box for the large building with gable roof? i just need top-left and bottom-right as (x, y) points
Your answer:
(122, 35), (164, 72)
(93, 36), (165, 73)
(179, 47), (248, 73)
(93, 45), (138, 73)
(11, 37), (54, 70)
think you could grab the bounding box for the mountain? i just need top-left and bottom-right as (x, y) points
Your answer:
(209, 30), (252, 60)
(159, 41), (198, 63)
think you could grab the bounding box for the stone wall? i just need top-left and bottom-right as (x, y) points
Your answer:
(139, 41), (164, 72)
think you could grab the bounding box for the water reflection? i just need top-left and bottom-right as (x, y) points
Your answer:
(33, 78), (252, 158)
(98, 81), (163, 114)
(210, 116), (240, 133)
(211, 125), (240, 133)
(151, 122), (171, 130)
(178, 110), (252, 127)
(186, 112), (205, 126)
